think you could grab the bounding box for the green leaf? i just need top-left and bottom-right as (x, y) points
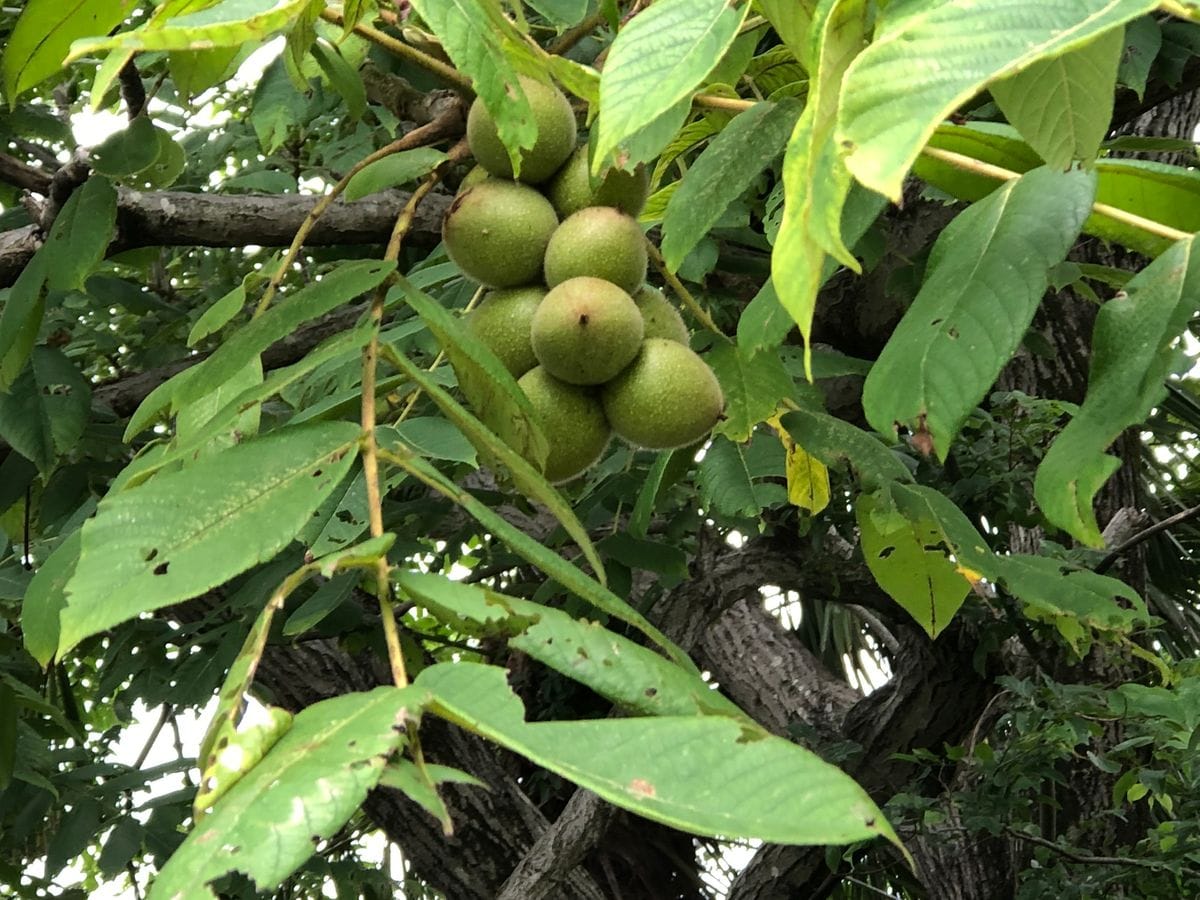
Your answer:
(250, 57), (309, 154)
(392, 455), (692, 670)
(755, 0), (816, 70)
(772, 0), (870, 378)
(378, 760), (482, 835)
(990, 28), (1122, 169)
(69, 0), (315, 59)
(310, 38), (366, 121)
(839, 1), (1156, 201)
(417, 662), (899, 847)
(391, 276), (548, 471)
(171, 260), (394, 414)
(21, 533), (79, 668)
(407, 0), (536, 177)
(395, 571), (745, 720)
(996, 555), (1151, 653)
(382, 348), (603, 585)
(281, 573), (357, 636)
(1035, 235), (1200, 546)
(90, 116), (162, 179)
(59, 422), (362, 654)
(856, 488), (971, 638)
(779, 407), (912, 491)
(914, 122), (1044, 202)
(526, 0), (589, 28)
(629, 451), (672, 539)
(188, 283), (248, 347)
(0, 347), (92, 475)
(862, 166), (1096, 459)
(0, 258), (49, 391)
(300, 465), (405, 557)
(698, 435), (760, 518)
(344, 148), (447, 201)
(148, 687), (423, 900)
(888, 482), (998, 581)
(1116, 16), (1160, 100)
(170, 45), (244, 97)
(0, 684), (13, 792)
(42, 175), (119, 293)
(707, 340), (794, 443)
(385, 417), (478, 466)
(594, 0), (748, 167)
(661, 100), (801, 271)
(1090, 159), (1200, 258)
(3, 0), (135, 100)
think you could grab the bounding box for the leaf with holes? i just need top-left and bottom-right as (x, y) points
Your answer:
(148, 686), (425, 900)
(418, 662), (900, 848)
(59, 422), (362, 655)
(0, 347), (92, 476)
(862, 166), (1095, 460)
(1035, 235), (1200, 546)
(396, 570), (746, 721)
(856, 488), (971, 638)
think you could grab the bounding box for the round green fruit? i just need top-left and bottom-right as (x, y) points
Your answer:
(518, 366), (611, 483)
(546, 146), (651, 218)
(465, 286), (546, 377)
(602, 338), (724, 449)
(543, 207), (648, 294)
(632, 284), (688, 344)
(531, 276), (645, 385)
(442, 180), (558, 288)
(467, 76), (577, 184)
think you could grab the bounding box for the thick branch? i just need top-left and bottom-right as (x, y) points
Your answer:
(0, 187), (450, 287)
(0, 152), (53, 193)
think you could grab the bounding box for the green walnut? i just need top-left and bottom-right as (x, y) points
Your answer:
(465, 286), (546, 377)
(632, 284), (688, 344)
(442, 180), (558, 287)
(531, 276), (645, 385)
(547, 146), (651, 218)
(467, 76), (577, 184)
(543, 207), (648, 294)
(518, 366), (611, 483)
(602, 339), (724, 449)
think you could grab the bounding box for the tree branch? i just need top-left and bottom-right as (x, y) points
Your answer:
(0, 152), (53, 193)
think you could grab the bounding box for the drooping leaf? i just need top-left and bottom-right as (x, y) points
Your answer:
(862, 166), (1096, 459)
(697, 435), (760, 518)
(838, 1), (1156, 200)
(779, 407), (912, 491)
(856, 488), (971, 638)
(0, 347), (92, 475)
(594, 0), (748, 168)
(250, 56), (310, 154)
(661, 100), (801, 271)
(378, 759), (483, 835)
(188, 282), (248, 347)
(997, 555), (1152, 653)
(395, 571), (745, 720)
(417, 662), (900, 848)
(1035, 235), (1200, 546)
(310, 38), (366, 121)
(391, 276), (548, 471)
(771, 418), (831, 514)
(59, 422), (362, 654)
(407, 0), (536, 177)
(21, 532), (80, 668)
(990, 27), (1123, 169)
(42, 176), (118, 292)
(1116, 16), (1160, 100)
(90, 116), (162, 179)
(385, 417), (478, 467)
(344, 148), (448, 201)
(755, 0), (816, 70)
(772, 0), (870, 378)
(148, 686), (424, 900)
(3, 0), (135, 100)
(389, 455), (692, 670)
(707, 339), (795, 443)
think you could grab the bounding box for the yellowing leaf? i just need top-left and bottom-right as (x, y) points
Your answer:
(769, 415), (830, 513)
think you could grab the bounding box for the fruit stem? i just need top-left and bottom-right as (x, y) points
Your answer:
(362, 164), (452, 689)
(393, 284), (486, 426)
(691, 93), (756, 113)
(319, 7), (474, 93)
(920, 146), (1191, 243)
(548, 11), (607, 55)
(254, 110), (463, 318)
(645, 237), (726, 336)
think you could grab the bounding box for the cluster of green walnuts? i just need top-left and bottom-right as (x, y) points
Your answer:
(441, 77), (725, 483)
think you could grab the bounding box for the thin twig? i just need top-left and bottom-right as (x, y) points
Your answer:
(320, 8), (473, 93)
(1003, 826), (1176, 871)
(548, 11), (606, 55)
(254, 111), (462, 317)
(644, 238), (725, 336)
(132, 703), (174, 770)
(1095, 502), (1200, 574)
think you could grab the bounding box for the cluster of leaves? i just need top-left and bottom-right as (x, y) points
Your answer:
(2, 0), (1200, 897)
